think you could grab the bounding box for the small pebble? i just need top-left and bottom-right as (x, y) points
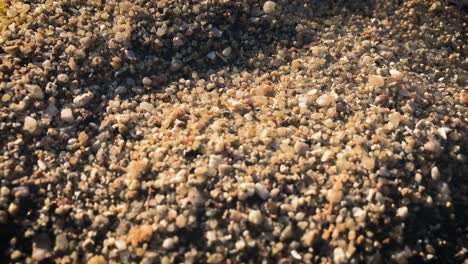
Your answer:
(26, 84), (44, 100)
(73, 92), (94, 107)
(263, 1), (277, 14)
(248, 210), (263, 225)
(23, 116), (37, 133)
(368, 74), (385, 87)
(61, 108), (75, 123)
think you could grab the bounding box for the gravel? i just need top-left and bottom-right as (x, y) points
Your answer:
(0, 0), (467, 263)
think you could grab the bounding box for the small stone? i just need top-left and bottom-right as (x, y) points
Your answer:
(60, 108), (75, 123)
(127, 159), (149, 179)
(13, 186), (29, 199)
(127, 224), (154, 247)
(162, 237), (178, 250)
(88, 255), (106, 264)
(280, 225), (293, 241)
(431, 166), (440, 181)
(23, 116), (37, 133)
(291, 250), (302, 260)
(26, 84), (44, 100)
(142, 77), (152, 87)
(173, 36), (184, 47)
(219, 164), (233, 176)
(321, 150), (334, 162)
(316, 94), (335, 107)
(254, 183), (270, 200)
(208, 155), (223, 169)
(436, 127), (451, 140)
(263, 1), (277, 14)
(460, 92), (468, 105)
(114, 240), (127, 251)
(301, 230), (317, 247)
(396, 206), (408, 219)
(73, 92), (94, 107)
(294, 141), (309, 156)
(333, 247), (346, 264)
(368, 74), (385, 87)
(57, 73), (70, 83)
(207, 51), (217, 60)
(8, 203), (18, 215)
(170, 58), (183, 72)
(248, 210), (263, 225)
(389, 69), (405, 81)
(10, 250), (21, 261)
(374, 94), (388, 105)
(125, 49), (137, 60)
(326, 188), (343, 203)
(175, 214), (187, 228)
(221, 47), (232, 57)
(424, 139), (442, 156)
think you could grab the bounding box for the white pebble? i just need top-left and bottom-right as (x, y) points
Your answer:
(248, 210), (263, 225)
(23, 116), (37, 133)
(291, 250), (302, 260)
(263, 1), (277, 14)
(60, 108), (75, 123)
(73, 92), (94, 107)
(316, 94), (335, 107)
(57, 73), (69, 83)
(396, 206), (408, 219)
(389, 69), (405, 81)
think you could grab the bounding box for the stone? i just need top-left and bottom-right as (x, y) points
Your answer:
(294, 141), (309, 156)
(248, 210), (263, 225)
(263, 1), (277, 14)
(26, 84), (44, 100)
(23, 116), (37, 133)
(368, 74), (385, 87)
(73, 92), (94, 107)
(60, 108), (75, 123)
(396, 206), (408, 219)
(316, 94), (335, 107)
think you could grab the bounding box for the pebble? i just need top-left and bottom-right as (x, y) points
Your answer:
(23, 116), (37, 133)
(57, 73), (70, 83)
(173, 36), (184, 47)
(61, 108), (75, 123)
(73, 92), (94, 107)
(396, 206), (409, 219)
(326, 188), (343, 203)
(221, 47), (232, 57)
(389, 69), (405, 81)
(88, 255), (106, 264)
(424, 139), (442, 156)
(368, 74), (385, 87)
(254, 183), (270, 200)
(142, 77), (152, 87)
(263, 1), (277, 14)
(333, 247), (347, 264)
(248, 210), (263, 225)
(170, 58), (183, 71)
(294, 141), (309, 156)
(26, 84), (44, 100)
(431, 166), (441, 181)
(316, 94), (335, 107)
(207, 51), (217, 60)
(460, 92), (468, 104)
